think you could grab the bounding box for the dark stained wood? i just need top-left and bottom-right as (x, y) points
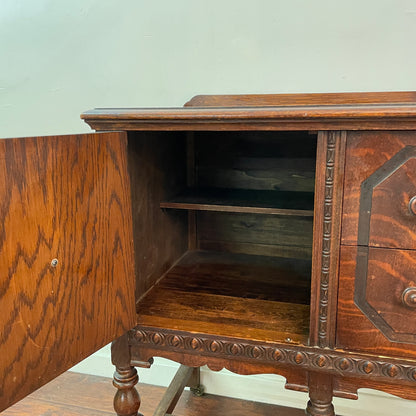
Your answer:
(136, 250), (310, 345)
(2, 401), (116, 416)
(363, 156), (416, 249)
(131, 326), (416, 405)
(2, 372), (308, 416)
(161, 188), (314, 216)
(155, 250), (311, 304)
(112, 333), (142, 416)
(194, 131), (316, 193)
(197, 211), (313, 260)
(136, 296), (310, 345)
(184, 91), (416, 107)
(81, 101), (416, 132)
(306, 372), (334, 416)
(333, 376), (416, 401)
(342, 130), (416, 246)
(131, 344), (309, 393)
(127, 132), (189, 300)
(336, 246), (416, 359)
(355, 247), (416, 343)
(309, 132), (346, 348)
(2, 372), (117, 415)
(8, 93), (416, 415)
(0, 133), (136, 412)
(186, 133), (198, 251)
(153, 365), (194, 416)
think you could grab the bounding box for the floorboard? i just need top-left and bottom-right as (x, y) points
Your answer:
(1, 371), (306, 416)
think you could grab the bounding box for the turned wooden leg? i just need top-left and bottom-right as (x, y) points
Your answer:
(112, 333), (142, 416)
(306, 372), (335, 416)
(113, 365), (142, 416)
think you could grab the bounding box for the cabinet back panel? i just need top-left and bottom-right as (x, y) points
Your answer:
(197, 211), (313, 260)
(128, 132), (188, 301)
(195, 132), (316, 192)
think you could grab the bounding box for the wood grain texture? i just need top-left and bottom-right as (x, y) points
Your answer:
(355, 247), (416, 343)
(131, 344), (309, 394)
(365, 157), (416, 249)
(197, 211), (313, 260)
(153, 250), (311, 304)
(0, 133), (136, 411)
(194, 131), (316, 193)
(81, 101), (416, 132)
(309, 131), (346, 348)
(336, 246), (416, 359)
(127, 132), (188, 301)
(160, 188), (314, 216)
(2, 372), (308, 416)
(136, 250), (310, 344)
(306, 372), (335, 416)
(333, 376), (416, 401)
(342, 130), (416, 246)
(184, 91), (416, 107)
(131, 326), (416, 395)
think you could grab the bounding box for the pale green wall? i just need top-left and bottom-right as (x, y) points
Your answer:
(1, 0), (416, 137)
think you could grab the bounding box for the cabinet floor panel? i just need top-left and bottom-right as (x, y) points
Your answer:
(136, 250), (310, 344)
(160, 188), (314, 216)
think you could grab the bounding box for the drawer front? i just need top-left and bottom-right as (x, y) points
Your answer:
(342, 131), (416, 249)
(337, 246), (416, 358)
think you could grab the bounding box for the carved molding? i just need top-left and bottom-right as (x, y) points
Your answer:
(317, 133), (337, 347)
(314, 131), (345, 349)
(131, 327), (416, 384)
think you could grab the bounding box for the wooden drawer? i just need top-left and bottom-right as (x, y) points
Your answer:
(337, 246), (416, 358)
(342, 131), (416, 250)
(338, 130), (416, 358)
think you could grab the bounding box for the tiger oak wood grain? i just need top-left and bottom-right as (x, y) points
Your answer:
(336, 246), (416, 359)
(342, 130), (416, 247)
(0, 133), (136, 411)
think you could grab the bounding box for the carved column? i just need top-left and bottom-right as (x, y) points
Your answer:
(112, 333), (142, 416)
(306, 372), (335, 416)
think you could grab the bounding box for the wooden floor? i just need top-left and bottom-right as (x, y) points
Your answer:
(1, 371), (306, 416)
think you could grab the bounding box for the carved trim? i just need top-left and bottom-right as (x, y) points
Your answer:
(317, 133), (337, 346)
(130, 327), (416, 385)
(312, 132), (345, 348)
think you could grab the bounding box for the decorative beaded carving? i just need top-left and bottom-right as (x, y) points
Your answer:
(132, 327), (416, 384)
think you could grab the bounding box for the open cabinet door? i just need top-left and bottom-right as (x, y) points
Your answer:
(0, 132), (136, 411)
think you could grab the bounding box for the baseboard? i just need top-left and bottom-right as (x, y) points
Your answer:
(71, 347), (416, 416)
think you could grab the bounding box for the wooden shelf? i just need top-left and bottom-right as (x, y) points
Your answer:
(136, 250), (311, 344)
(160, 188), (314, 216)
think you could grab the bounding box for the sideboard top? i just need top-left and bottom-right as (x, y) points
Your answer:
(82, 91), (416, 131)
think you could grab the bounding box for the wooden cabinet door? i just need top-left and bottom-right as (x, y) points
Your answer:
(0, 132), (136, 411)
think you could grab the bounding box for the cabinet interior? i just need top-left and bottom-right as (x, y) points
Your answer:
(129, 131), (317, 345)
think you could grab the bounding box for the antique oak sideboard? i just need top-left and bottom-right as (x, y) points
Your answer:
(2, 92), (416, 416)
